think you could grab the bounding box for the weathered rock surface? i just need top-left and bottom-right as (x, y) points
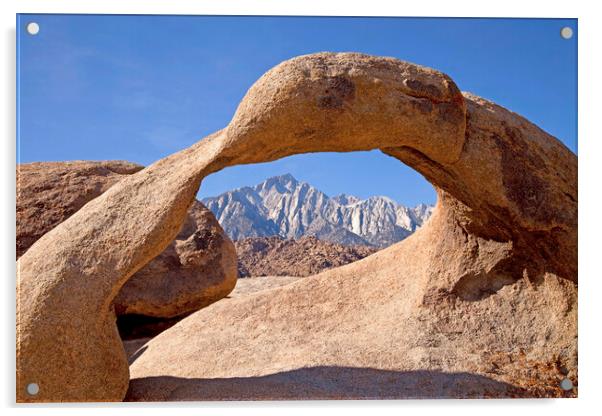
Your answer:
(17, 161), (237, 400)
(122, 276), (302, 363)
(122, 276), (302, 356)
(17, 162), (238, 319)
(17, 52), (577, 402)
(128, 200), (577, 400)
(235, 235), (377, 277)
(16, 160), (143, 258)
(228, 275), (302, 298)
(17, 161), (237, 320)
(113, 200), (237, 318)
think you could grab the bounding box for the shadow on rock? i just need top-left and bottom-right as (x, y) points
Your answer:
(126, 366), (528, 401)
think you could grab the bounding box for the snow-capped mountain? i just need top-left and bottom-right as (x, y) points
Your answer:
(201, 174), (434, 247)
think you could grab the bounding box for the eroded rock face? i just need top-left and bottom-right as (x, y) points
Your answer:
(16, 161), (144, 258)
(17, 161), (238, 320)
(113, 200), (237, 318)
(127, 205), (577, 399)
(16, 53), (576, 402)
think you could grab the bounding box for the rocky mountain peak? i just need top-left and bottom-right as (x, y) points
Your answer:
(255, 173), (299, 194)
(203, 174), (432, 247)
(332, 193), (361, 206)
(202, 174), (434, 248)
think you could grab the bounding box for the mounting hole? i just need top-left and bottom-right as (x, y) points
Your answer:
(560, 378), (573, 391)
(560, 27), (573, 40)
(26, 382), (39, 396)
(26, 22), (40, 35)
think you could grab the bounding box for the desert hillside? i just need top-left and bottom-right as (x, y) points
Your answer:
(235, 235), (378, 277)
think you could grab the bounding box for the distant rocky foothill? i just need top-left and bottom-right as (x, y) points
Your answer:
(235, 235), (378, 277)
(202, 174), (433, 248)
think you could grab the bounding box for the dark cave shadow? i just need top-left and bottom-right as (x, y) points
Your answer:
(118, 312), (193, 340)
(126, 366), (528, 401)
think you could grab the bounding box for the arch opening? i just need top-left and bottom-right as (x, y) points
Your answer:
(198, 150), (438, 278)
(16, 52), (577, 402)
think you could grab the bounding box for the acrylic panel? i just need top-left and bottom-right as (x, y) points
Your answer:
(16, 14), (577, 402)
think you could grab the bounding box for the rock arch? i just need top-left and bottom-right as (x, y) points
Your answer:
(16, 53), (576, 401)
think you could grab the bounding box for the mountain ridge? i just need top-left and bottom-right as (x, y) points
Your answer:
(202, 174), (433, 247)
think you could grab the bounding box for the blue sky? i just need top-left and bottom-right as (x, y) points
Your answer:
(17, 15), (577, 206)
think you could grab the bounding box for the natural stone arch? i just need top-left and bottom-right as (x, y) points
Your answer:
(16, 52), (576, 402)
